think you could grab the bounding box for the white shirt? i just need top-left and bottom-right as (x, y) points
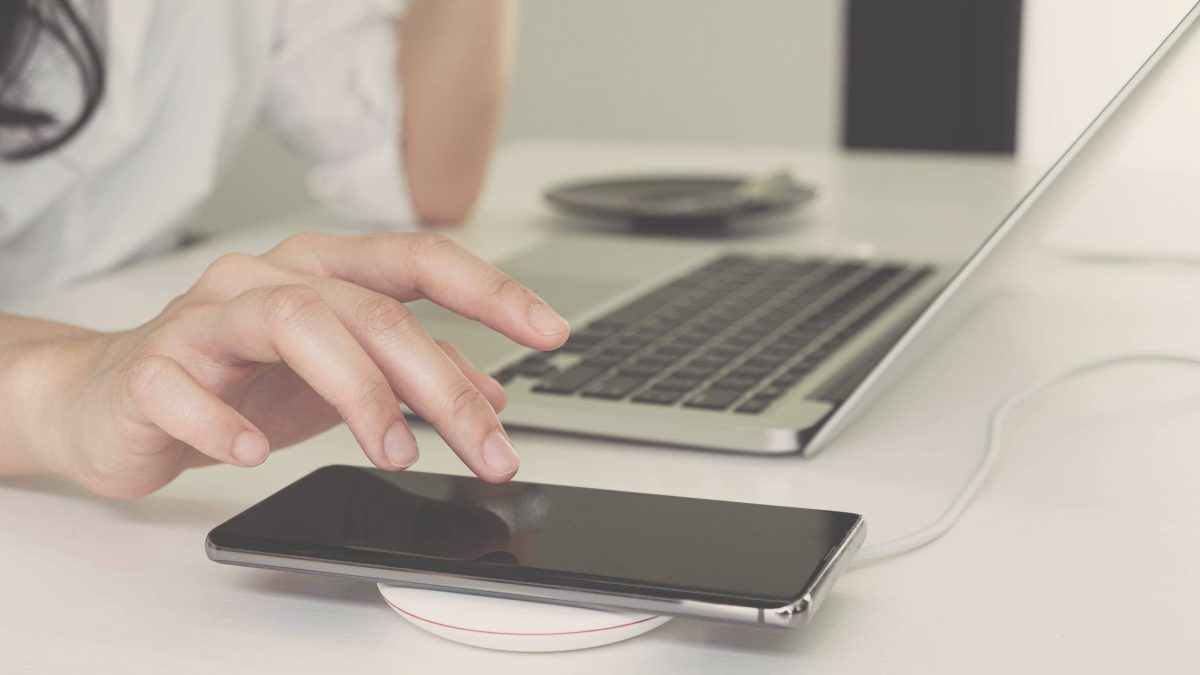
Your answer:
(0, 0), (415, 304)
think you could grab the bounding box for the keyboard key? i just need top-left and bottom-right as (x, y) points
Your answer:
(632, 355), (675, 369)
(735, 398), (773, 414)
(771, 372), (803, 386)
(712, 376), (758, 391)
(585, 320), (625, 333)
(594, 343), (641, 358)
(755, 384), (789, 399)
(617, 363), (665, 378)
(708, 345), (744, 359)
(667, 334), (704, 347)
(579, 354), (625, 368)
(581, 376), (646, 400)
(533, 365), (608, 395)
(773, 339), (812, 356)
(684, 388), (744, 410)
(631, 388), (686, 405)
(720, 334), (758, 349)
(559, 333), (607, 353)
(743, 353), (788, 368)
(729, 364), (773, 379)
(509, 361), (556, 378)
(651, 343), (692, 357)
(699, 314), (731, 331)
(783, 368), (814, 383)
(621, 333), (657, 347)
(691, 355), (730, 369)
(655, 376), (703, 391)
(674, 365), (720, 380)
(600, 289), (689, 325)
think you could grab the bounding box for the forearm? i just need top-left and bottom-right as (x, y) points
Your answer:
(399, 0), (517, 225)
(0, 313), (103, 476)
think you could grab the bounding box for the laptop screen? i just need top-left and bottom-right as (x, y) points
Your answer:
(806, 3), (1200, 450)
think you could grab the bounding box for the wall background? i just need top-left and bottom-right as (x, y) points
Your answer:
(184, 0), (1196, 235)
(1017, 0), (1195, 166)
(502, 1), (841, 146)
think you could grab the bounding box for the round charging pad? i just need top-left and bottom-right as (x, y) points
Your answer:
(378, 584), (671, 652)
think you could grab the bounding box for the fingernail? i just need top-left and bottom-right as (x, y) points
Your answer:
(528, 301), (569, 336)
(483, 430), (520, 476)
(384, 420), (418, 469)
(232, 432), (268, 466)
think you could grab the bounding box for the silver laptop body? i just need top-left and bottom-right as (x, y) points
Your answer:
(411, 5), (1198, 456)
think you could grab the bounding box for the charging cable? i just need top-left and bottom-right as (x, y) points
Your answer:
(1047, 246), (1200, 269)
(851, 354), (1200, 568)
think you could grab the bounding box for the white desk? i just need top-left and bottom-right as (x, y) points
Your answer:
(4, 140), (1200, 673)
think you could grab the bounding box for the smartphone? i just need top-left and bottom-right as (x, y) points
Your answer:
(206, 466), (865, 627)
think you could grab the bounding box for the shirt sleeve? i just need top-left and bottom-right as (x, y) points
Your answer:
(262, 0), (417, 228)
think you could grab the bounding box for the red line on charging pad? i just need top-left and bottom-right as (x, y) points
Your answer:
(382, 597), (658, 636)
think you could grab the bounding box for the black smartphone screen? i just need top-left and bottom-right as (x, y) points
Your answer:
(207, 466), (861, 609)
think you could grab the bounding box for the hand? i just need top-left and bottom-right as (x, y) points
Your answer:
(28, 232), (569, 498)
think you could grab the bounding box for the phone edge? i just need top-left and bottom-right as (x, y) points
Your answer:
(760, 515), (867, 627)
(204, 516), (865, 628)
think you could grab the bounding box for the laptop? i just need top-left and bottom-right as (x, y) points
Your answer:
(410, 8), (1198, 456)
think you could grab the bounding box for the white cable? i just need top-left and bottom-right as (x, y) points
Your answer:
(850, 353), (1200, 569)
(1051, 248), (1200, 269)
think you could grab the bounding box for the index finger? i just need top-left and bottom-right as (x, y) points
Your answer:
(266, 232), (570, 351)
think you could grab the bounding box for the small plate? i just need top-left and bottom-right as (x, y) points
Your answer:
(544, 173), (816, 232)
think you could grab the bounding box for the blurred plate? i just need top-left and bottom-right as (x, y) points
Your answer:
(544, 173), (816, 231)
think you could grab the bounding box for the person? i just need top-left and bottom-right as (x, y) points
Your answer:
(0, 0), (571, 499)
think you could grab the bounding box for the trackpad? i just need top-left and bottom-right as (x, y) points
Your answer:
(509, 272), (631, 319)
(408, 273), (630, 369)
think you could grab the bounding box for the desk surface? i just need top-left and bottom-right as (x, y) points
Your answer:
(4, 140), (1200, 674)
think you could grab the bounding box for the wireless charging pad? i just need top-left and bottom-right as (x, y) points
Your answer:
(378, 584), (671, 652)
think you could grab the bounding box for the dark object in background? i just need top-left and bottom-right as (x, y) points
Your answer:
(844, 0), (1023, 153)
(544, 171), (816, 235)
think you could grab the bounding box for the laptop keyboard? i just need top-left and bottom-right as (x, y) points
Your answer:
(494, 255), (933, 414)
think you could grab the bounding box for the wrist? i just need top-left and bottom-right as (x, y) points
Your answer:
(0, 325), (113, 478)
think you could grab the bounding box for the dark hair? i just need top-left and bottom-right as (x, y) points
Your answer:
(0, 0), (104, 160)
